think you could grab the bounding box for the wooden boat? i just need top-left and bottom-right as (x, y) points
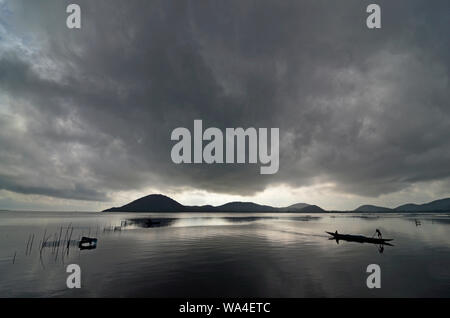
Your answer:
(78, 236), (98, 249)
(326, 231), (393, 245)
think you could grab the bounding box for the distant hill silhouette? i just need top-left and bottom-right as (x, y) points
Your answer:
(299, 205), (325, 213)
(103, 194), (324, 213)
(281, 203), (309, 211)
(394, 198), (450, 212)
(103, 194), (450, 213)
(104, 194), (185, 212)
(213, 202), (278, 212)
(353, 198), (450, 212)
(355, 205), (392, 212)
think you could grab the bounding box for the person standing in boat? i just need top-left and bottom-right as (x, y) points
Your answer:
(375, 229), (382, 239)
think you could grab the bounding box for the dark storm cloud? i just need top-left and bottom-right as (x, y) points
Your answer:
(0, 0), (449, 202)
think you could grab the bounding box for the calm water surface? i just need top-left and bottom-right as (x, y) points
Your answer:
(0, 212), (449, 297)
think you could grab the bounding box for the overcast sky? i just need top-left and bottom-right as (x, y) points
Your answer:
(0, 0), (449, 211)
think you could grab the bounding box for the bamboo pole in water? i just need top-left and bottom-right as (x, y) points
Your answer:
(29, 234), (34, 255)
(61, 224), (70, 260)
(52, 233), (57, 253)
(40, 229), (47, 256)
(25, 234), (31, 255)
(55, 226), (63, 261)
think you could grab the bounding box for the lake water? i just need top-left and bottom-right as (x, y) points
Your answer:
(0, 211), (449, 297)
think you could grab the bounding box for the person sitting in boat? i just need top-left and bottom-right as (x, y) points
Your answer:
(375, 229), (382, 239)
